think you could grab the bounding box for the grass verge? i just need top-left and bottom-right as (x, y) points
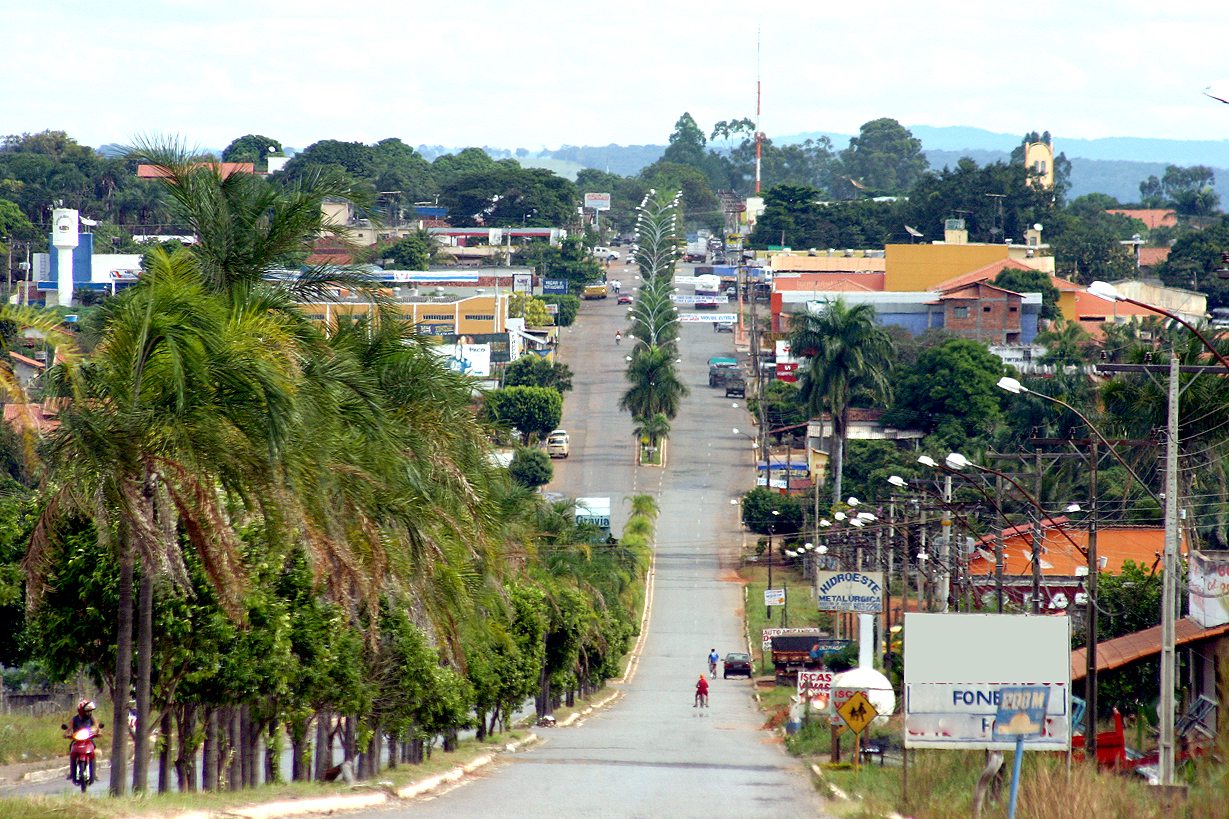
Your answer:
(0, 730), (529, 819)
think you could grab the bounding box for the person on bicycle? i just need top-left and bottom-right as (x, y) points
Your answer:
(695, 674), (709, 707)
(708, 648), (720, 678)
(614, 330), (621, 345)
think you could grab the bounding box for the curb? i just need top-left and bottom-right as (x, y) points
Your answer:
(557, 690), (623, 727)
(115, 735), (541, 819)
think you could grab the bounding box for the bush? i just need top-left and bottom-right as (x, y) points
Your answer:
(509, 448), (553, 488)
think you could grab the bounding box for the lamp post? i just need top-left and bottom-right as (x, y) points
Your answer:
(767, 509), (780, 620)
(1088, 280), (1229, 372)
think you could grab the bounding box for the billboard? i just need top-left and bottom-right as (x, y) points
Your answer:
(678, 313), (737, 323)
(513, 273), (533, 294)
(904, 613), (1070, 750)
(1189, 550), (1229, 628)
(815, 571), (883, 612)
(584, 193), (612, 211)
(760, 627), (820, 651)
(798, 669), (834, 708)
(542, 278), (570, 295)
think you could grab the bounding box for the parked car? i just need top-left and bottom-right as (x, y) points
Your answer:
(723, 652), (752, 678)
(618, 293), (633, 304)
(714, 320), (735, 333)
(546, 430), (570, 458)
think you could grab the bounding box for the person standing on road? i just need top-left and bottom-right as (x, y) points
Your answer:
(694, 674), (709, 707)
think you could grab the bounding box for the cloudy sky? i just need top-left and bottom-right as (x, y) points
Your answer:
(5, 1), (1229, 153)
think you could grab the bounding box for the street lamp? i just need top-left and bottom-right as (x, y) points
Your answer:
(1088, 280), (1229, 372)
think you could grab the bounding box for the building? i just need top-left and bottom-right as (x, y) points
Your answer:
(883, 220), (1054, 292)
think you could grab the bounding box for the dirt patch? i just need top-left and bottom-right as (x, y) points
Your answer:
(764, 705), (790, 730)
(719, 570), (748, 585)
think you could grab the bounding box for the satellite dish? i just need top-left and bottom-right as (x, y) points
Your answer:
(904, 225), (923, 238)
(1033, 223), (1043, 231)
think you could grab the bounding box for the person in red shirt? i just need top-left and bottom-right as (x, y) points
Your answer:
(694, 674), (709, 707)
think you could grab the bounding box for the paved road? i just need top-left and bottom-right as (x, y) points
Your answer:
(349, 276), (826, 818)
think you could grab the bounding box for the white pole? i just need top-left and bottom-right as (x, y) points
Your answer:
(858, 613), (873, 669)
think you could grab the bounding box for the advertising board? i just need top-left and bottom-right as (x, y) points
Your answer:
(797, 669), (834, 708)
(542, 278), (569, 295)
(679, 313), (737, 323)
(764, 588), (786, 606)
(584, 193), (611, 211)
(1189, 550), (1229, 628)
(903, 613), (1070, 750)
(760, 627), (819, 651)
(815, 571), (883, 613)
(512, 273), (533, 294)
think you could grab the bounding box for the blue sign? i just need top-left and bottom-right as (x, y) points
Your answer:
(994, 686), (1050, 739)
(543, 278), (569, 295)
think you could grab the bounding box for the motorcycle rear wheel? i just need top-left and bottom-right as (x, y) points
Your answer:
(76, 758), (89, 792)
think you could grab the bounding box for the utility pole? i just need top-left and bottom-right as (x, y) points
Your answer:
(1085, 441), (1099, 762)
(1031, 448), (1043, 615)
(1159, 355), (1179, 785)
(995, 473), (1004, 613)
(939, 474), (952, 612)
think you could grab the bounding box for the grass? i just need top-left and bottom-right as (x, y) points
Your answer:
(1, 706), (111, 765)
(740, 561), (831, 676)
(0, 730), (531, 819)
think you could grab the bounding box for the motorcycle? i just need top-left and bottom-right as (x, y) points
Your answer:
(62, 723), (102, 791)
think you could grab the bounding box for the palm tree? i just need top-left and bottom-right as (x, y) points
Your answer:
(632, 413), (671, 464)
(619, 345), (689, 421)
(27, 247), (303, 794)
(789, 298), (895, 505)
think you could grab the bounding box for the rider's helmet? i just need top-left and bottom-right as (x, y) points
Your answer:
(78, 699), (96, 714)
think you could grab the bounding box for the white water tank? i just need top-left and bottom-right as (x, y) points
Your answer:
(51, 208), (79, 307)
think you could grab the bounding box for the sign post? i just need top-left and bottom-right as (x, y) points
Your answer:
(836, 689), (879, 770)
(994, 686), (1050, 819)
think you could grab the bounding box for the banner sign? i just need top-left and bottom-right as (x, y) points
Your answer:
(904, 613), (1070, 750)
(814, 571), (883, 612)
(764, 588), (786, 606)
(679, 313), (737, 323)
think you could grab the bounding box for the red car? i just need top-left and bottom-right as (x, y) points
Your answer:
(617, 294), (633, 304)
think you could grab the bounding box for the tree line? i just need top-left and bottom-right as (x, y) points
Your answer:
(0, 143), (653, 795)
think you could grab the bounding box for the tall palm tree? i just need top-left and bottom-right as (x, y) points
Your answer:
(789, 298), (895, 505)
(27, 247), (303, 794)
(619, 345), (689, 421)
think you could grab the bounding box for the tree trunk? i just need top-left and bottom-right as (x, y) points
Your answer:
(314, 710), (330, 780)
(475, 709), (487, 741)
(133, 565), (154, 793)
(387, 734), (398, 770)
(265, 719), (279, 784)
(109, 538), (135, 797)
(228, 707), (240, 790)
(239, 705), (252, 788)
(176, 705), (198, 792)
(158, 710), (172, 793)
(831, 410), (847, 506)
(203, 706), (218, 791)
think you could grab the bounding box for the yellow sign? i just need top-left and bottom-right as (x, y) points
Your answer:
(837, 690), (878, 735)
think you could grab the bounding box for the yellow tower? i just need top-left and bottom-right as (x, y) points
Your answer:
(1023, 141), (1055, 189)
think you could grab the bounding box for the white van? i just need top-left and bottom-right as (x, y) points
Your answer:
(546, 429), (570, 458)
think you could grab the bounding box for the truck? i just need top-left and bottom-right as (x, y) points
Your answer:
(694, 274), (721, 309)
(582, 283), (608, 300)
(723, 375), (746, 398)
(771, 636), (850, 682)
(684, 239), (707, 263)
(708, 356), (740, 388)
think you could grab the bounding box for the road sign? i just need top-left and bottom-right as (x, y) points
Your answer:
(764, 588), (785, 606)
(994, 686), (1050, 739)
(837, 690), (878, 735)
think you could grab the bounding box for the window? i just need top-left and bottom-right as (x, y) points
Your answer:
(423, 314), (453, 320)
(983, 305), (992, 312)
(1009, 306), (1018, 312)
(953, 306), (969, 319)
(465, 314), (495, 321)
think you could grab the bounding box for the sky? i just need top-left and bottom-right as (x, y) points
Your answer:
(5, 1), (1229, 154)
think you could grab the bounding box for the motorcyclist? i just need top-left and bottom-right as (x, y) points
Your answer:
(694, 674), (709, 707)
(66, 699), (100, 784)
(708, 648), (720, 678)
(614, 331), (621, 345)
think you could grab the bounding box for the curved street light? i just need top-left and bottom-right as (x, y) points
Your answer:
(1088, 280), (1229, 371)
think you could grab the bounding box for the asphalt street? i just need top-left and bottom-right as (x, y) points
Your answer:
(350, 268), (826, 818)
